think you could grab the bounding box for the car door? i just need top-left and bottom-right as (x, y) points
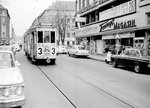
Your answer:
(117, 49), (130, 66)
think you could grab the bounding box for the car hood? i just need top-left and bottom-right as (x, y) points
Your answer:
(0, 67), (24, 85)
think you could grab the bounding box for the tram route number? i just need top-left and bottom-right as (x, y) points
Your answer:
(38, 47), (55, 55)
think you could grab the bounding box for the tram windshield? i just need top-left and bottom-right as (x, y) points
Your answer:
(38, 31), (55, 43)
(38, 31), (43, 43)
(44, 31), (50, 43)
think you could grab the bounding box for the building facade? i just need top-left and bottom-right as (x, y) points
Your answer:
(75, 0), (150, 54)
(0, 4), (10, 45)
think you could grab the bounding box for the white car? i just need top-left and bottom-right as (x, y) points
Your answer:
(57, 45), (68, 54)
(68, 45), (89, 57)
(0, 47), (25, 108)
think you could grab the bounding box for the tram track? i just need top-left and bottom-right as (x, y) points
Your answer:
(37, 66), (77, 108)
(37, 65), (136, 108)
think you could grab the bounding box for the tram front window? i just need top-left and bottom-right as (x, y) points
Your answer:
(44, 31), (50, 43)
(38, 31), (43, 43)
(51, 31), (55, 43)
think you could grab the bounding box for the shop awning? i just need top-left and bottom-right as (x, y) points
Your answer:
(98, 27), (138, 36)
(76, 27), (138, 38)
(137, 25), (150, 31)
(76, 25), (150, 38)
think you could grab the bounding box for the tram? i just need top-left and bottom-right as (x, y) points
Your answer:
(24, 25), (57, 64)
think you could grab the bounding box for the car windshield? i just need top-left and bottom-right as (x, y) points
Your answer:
(0, 52), (14, 68)
(140, 49), (150, 56)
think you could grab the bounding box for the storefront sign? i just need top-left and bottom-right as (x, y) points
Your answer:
(77, 0), (114, 14)
(99, 19), (136, 32)
(75, 15), (137, 37)
(99, 0), (136, 21)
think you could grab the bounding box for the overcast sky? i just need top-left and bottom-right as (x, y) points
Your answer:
(2, 0), (72, 36)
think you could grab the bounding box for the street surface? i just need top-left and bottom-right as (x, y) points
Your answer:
(16, 51), (150, 108)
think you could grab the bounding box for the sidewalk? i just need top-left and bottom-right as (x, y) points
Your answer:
(88, 53), (106, 62)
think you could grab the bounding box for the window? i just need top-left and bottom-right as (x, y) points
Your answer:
(79, 0), (81, 10)
(38, 31), (43, 43)
(131, 50), (137, 56)
(0, 53), (13, 68)
(72, 18), (75, 23)
(86, 0), (89, 6)
(147, 13), (150, 24)
(51, 31), (55, 43)
(67, 33), (70, 37)
(44, 31), (50, 43)
(67, 18), (70, 23)
(83, 0), (85, 8)
(124, 50), (130, 55)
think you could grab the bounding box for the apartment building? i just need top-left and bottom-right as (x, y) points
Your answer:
(75, 0), (150, 54)
(0, 4), (10, 45)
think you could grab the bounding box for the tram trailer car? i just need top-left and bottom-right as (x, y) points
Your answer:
(24, 26), (57, 64)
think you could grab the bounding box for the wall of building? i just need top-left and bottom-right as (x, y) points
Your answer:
(0, 6), (10, 45)
(75, 0), (150, 54)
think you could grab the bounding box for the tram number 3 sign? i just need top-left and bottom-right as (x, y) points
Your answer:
(38, 47), (55, 55)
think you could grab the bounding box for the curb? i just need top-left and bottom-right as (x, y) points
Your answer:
(88, 56), (105, 62)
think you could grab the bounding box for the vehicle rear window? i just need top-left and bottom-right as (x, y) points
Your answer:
(140, 49), (150, 56)
(78, 46), (85, 50)
(0, 52), (14, 68)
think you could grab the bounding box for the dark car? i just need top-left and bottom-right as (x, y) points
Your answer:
(111, 48), (150, 73)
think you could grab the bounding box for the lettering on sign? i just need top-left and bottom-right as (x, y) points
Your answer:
(99, 19), (136, 32)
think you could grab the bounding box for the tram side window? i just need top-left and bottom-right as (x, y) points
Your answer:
(44, 31), (50, 43)
(38, 31), (43, 43)
(51, 31), (55, 43)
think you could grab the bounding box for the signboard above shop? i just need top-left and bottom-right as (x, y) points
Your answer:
(99, 0), (136, 21)
(75, 14), (137, 37)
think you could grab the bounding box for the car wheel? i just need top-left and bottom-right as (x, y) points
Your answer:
(14, 106), (22, 108)
(134, 64), (141, 73)
(112, 60), (118, 68)
(105, 59), (109, 64)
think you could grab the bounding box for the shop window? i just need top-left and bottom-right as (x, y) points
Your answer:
(51, 31), (55, 43)
(38, 31), (43, 43)
(44, 31), (50, 43)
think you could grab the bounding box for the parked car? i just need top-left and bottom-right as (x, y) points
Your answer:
(68, 45), (89, 57)
(0, 47), (25, 108)
(57, 45), (68, 54)
(111, 48), (150, 73)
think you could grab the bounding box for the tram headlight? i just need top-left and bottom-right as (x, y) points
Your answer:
(3, 88), (12, 97)
(15, 86), (24, 96)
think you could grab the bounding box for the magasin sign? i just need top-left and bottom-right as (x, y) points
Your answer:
(99, 19), (136, 32)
